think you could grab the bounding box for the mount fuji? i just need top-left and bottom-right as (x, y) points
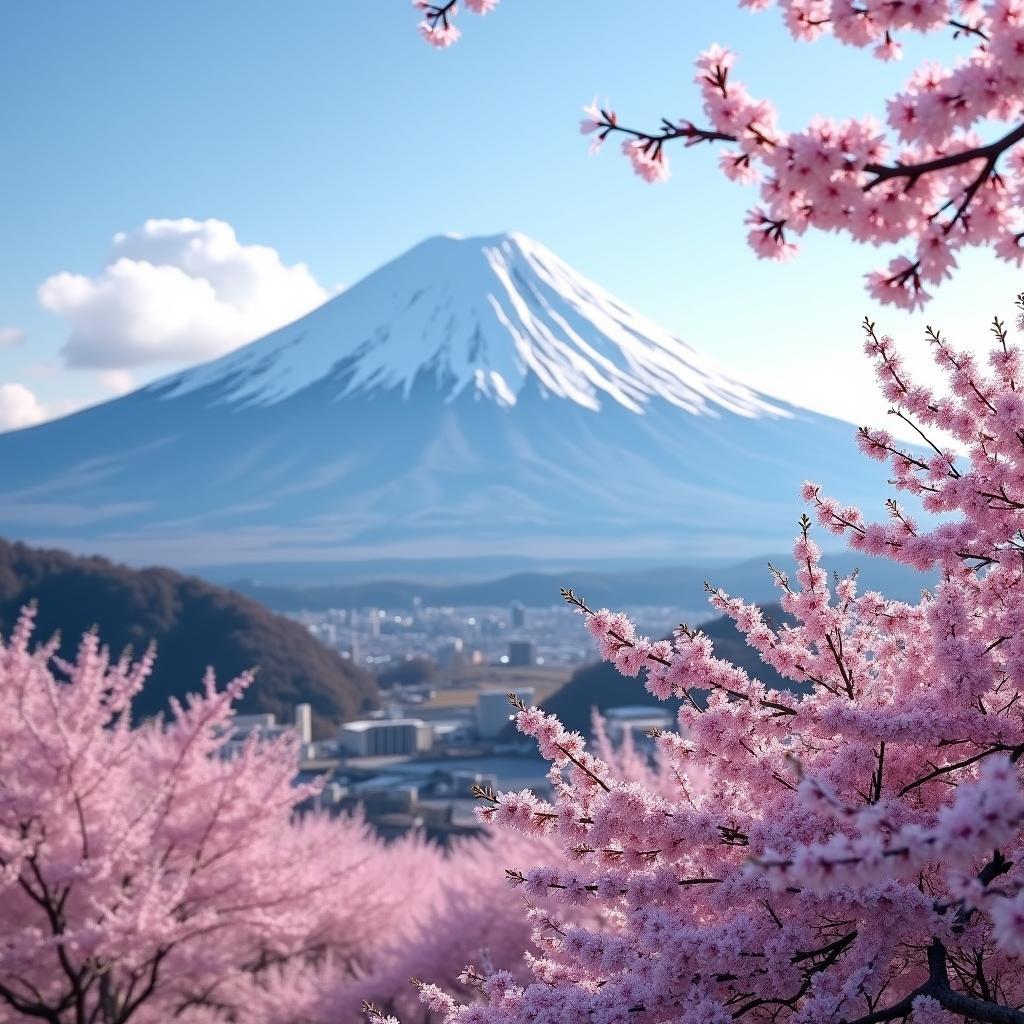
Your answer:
(0, 233), (888, 574)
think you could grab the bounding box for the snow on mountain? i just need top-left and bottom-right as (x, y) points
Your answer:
(157, 232), (784, 418)
(0, 232), (889, 574)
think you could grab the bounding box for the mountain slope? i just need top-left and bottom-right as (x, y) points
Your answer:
(157, 231), (782, 417)
(0, 539), (378, 736)
(0, 233), (892, 570)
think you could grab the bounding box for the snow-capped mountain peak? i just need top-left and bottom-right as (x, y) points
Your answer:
(157, 232), (784, 419)
(0, 231), (895, 572)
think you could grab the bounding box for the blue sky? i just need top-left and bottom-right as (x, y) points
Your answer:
(1, 1), (1020, 431)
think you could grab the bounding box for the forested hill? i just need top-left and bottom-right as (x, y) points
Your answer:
(0, 539), (378, 737)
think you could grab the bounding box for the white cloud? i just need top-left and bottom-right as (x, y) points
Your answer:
(38, 218), (329, 370)
(0, 383), (46, 431)
(0, 326), (26, 349)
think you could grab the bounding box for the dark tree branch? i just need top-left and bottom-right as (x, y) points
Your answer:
(843, 940), (1024, 1024)
(863, 122), (1024, 190)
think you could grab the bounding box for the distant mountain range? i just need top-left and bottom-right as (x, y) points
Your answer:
(0, 232), (896, 574)
(227, 551), (932, 612)
(0, 540), (378, 737)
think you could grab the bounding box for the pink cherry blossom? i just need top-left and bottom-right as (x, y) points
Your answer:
(413, 1), (1024, 306)
(0, 610), (405, 1023)
(419, 20), (461, 47)
(412, 296), (1024, 1024)
(414, 0), (497, 46)
(621, 139), (671, 183)
(0, 610), (599, 1024)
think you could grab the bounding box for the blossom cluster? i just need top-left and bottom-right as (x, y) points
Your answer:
(0, 613), (387, 1023)
(0, 609), (577, 1024)
(409, 300), (1024, 1023)
(580, 2), (1024, 308)
(413, 0), (1024, 306)
(414, 0), (500, 48)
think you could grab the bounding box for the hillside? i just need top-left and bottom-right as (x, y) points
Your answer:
(542, 605), (803, 736)
(0, 540), (378, 736)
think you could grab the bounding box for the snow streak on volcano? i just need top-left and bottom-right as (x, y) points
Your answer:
(160, 232), (782, 417)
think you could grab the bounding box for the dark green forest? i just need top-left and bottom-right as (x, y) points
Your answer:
(0, 540), (378, 737)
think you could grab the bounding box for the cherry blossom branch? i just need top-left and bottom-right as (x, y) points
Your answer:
(732, 930), (858, 1019)
(472, 779), (751, 849)
(414, 0), (497, 47)
(949, 18), (990, 42)
(410, 302), (1024, 1024)
(589, 110), (1022, 252)
(897, 744), (1023, 798)
(504, 867), (722, 895)
(584, 108), (737, 152)
(561, 587), (801, 716)
(865, 122), (1024, 188)
(415, 3), (1024, 307)
(839, 931), (1024, 1023)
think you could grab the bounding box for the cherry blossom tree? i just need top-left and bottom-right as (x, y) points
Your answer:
(413, 0), (1024, 310)
(337, 833), (592, 1024)
(0, 606), (615, 1024)
(0, 611), (448, 1024)
(354, 716), (695, 1023)
(375, 296), (1024, 1023)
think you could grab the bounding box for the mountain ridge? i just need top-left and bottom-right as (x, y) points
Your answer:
(224, 552), (932, 613)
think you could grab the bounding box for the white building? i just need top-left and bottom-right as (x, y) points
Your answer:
(339, 718), (434, 757)
(295, 703), (312, 745)
(220, 703), (315, 762)
(477, 687), (535, 739)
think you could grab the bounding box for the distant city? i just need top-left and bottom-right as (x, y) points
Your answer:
(222, 600), (701, 842)
(287, 600), (709, 671)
